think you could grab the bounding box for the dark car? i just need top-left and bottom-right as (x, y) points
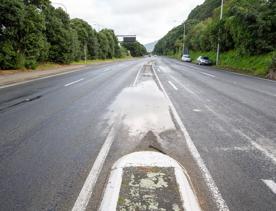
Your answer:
(196, 56), (212, 65)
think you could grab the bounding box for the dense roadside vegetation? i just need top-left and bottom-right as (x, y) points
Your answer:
(154, 0), (276, 77)
(0, 0), (146, 70)
(121, 41), (147, 57)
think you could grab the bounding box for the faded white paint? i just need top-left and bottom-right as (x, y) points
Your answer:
(200, 72), (216, 78)
(168, 81), (178, 90)
(236, 130), (276, 165)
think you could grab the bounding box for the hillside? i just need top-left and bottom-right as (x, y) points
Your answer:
(154, 0), (276, 78)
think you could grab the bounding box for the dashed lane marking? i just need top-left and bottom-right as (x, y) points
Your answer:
(168, 81), (178, 90)
(64, 78), (84, 87)
(200, 72), (216, 78)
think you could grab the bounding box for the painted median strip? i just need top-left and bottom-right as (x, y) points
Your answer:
(100, 151), (202, 211)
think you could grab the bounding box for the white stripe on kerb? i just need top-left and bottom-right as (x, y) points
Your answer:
(262, 180), (276, 194)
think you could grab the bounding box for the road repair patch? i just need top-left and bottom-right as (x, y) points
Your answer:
(117, 167), (183, 211)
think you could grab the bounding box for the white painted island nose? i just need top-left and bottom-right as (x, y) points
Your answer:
(100, 151), (202, 211)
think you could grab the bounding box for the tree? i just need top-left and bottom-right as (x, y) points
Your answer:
(97, 31), (109, 59)
(0, 0), (25, 69)
(44, 6), (75, 63)
(122, 41), (147, 57)
(20, 4), (49, 68)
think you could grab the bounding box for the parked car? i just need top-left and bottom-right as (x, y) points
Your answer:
(181, 54), (192, 62)
(196, 56), (212, 65)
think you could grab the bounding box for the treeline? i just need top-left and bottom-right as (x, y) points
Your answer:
(0, 0), (129, 70)
(154, 0), (276, 57)
(122, 41), (147, 57)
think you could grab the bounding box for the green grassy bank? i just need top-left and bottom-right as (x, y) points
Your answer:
(188, 51), (274, 77)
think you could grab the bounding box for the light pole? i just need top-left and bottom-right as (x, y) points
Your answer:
(216, 0), (224, 66)
(84, 42), (87, 64)
(171, 20), (186, 56)
(182, 22), (186, 55)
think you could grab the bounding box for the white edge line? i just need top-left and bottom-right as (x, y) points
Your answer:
(71, 126), (116, 211)
(99, 151), (201, 211)
(0, 67), (88, 89)
(152, 66), (229, 211)
(64, 78), (84, 87)
(132, 65), (143, 86)
(262, 179), (276, 194)
(168, 80), (178, 90)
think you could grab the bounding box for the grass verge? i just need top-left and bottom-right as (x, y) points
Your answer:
(188, 51), (273, 77)
(0, 56), (133, 75)
(72, 56), (133, 65)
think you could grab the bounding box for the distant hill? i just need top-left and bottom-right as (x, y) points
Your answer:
(144, 41), (158, 53)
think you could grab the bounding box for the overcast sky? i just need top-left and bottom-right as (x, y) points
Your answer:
(52, 0), (204, 44)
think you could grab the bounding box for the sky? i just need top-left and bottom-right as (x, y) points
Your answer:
(52, 0), (204, 44)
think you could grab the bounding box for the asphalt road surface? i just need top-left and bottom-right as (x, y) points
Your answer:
(0, 57), (275, 211)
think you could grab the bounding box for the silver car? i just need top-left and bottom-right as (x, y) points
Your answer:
(181, 54), (192, 62)
(196, 56), (212, 65)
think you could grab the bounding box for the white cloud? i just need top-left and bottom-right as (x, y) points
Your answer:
(52, 0), (204, 44)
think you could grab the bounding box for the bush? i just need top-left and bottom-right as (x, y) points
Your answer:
(25, 59), (37, 70)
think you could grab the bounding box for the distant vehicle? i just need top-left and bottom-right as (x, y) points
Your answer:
(181, 54), (192, 62)
(196, 56), (212, 65)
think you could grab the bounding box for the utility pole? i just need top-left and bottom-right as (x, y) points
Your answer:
(182, 22), (186, 55)
(84, 42), (87, 64)
(216, 0), (224, 66)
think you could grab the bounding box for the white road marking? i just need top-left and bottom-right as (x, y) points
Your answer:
(152, 67), (229, 211)
(170, 76), (198, 97)
(132, 66), (143, 87)
(64, 78), (84, 87)
(100, 151), (201, 211)
(193, 109), (201, 112)
(200, 72), (216, 78)
(168, 81), (178, 90)
(71, 126), (116, 211)
(0, 67), (89, 89)
(262, 180), (276, 194)
(236, 130), (276, 165)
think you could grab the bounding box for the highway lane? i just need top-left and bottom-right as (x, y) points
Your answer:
(1, 56), (275, 211)
(0, 58), (147, 211)
(155, 57), (276, 211)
